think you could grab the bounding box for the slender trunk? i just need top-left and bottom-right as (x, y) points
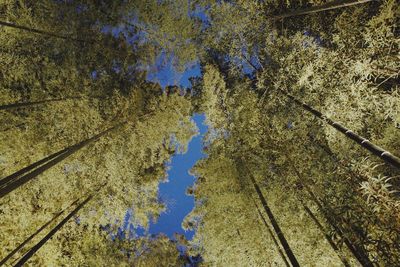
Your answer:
(271, 0), (376, 20)
(302, 203), (351, 267)
(0, 122), (124, 199)
(307, 136), (365, 185)
(319, 198), (374, 267)
(293, 168), (374, 267)
(289, 157), (349, 266)
(0, 95), (105, 111)
(0, 20), (85, 42)
(253, 199), (291, 267)
(0, 96), (85, 111)
(239, 159), (300, 267)
(241, 53), (260, 72)
(248, 59), (399, 169)
(13, 195), (92, 267)
(277, 88), (400, 169)
(0, 148), (69, 189)
(307, 138), (396, 229)
(0, 199), (79, 266)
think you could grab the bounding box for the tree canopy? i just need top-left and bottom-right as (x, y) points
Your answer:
(0, 0), (399, 266)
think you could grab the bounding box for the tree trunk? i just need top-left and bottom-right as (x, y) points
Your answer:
(0, 95), (105, 111)
(318, 198), (374, 267)
(245, 63), (399, 169)
(0, 97), (86, 111)
(271, 0), (376, 20)
(0, 199), (79, 266)
(239, 158), (300, 267)
(302, 203), (351, 267)
(278, 88), (400, 169)
(0, 148), (69, 189)
(0, 122), (124, 199)
(13, 196), (92, 266)
(253, 199), (291, 267)
(293, 168), (374, 267)
(241, 53), (260, 72)
(0, 20), (85, 42)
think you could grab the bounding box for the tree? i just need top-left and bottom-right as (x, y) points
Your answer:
(274, 87), (400, 169)
(189, 42), (399, 263)
(270, 0), (376, 20)
(0, 81), (197, 265)
(0, 122), (124, 199)
(0, 199), (79, 266)
(185, 65), (351, 266)
(0, 20), (86, 42)
(13, 195), (92, 266)
(185, 151), (285, 266)
(301, 203), (351, 267)
(0, 96), (104, 111)
(252, 200), (291, 267)
(238, 158), (300, 267)
(2, 0), (399, 265)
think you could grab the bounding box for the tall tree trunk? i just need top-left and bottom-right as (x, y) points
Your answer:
(13, 195), (92, 267)
(253, 199), (291, 267)
(249, 47), (399, 168)
(307, 137), (396, 230)
(0, 122), (124, 199)
(238, 158), (301, 267)
(0, 148), (69, 189)
(0, 20), (85, 42)
(271, 0), (376, 20)
(277, 88), (400, 169)
(241, 53), (260, 72)
(0, 96), (87, 111)
(302, 203), (351, 267)
(318, 197), (374, 267)
(246, 62), (399, 169)
(293, 168), (374, 267)
(0, 199), (79, 266)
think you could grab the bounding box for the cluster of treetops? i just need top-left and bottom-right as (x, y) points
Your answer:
(0, 0), (398, 266)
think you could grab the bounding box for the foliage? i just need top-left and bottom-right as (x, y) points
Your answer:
(1, 0), (399, 265)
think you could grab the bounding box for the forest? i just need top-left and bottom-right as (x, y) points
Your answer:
(0, 0), (399, 266)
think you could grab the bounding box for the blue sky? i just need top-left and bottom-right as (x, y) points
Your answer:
(147, 113), (207, 239)
(146, 52), (201, 88)
(119, 114), (206, 241)
(145, 60), (205, 239)
(103, 7), (206, 242)
(127, 58), (204, 240)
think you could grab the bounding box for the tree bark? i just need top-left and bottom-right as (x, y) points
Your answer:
(302, 203), (351, 267)
(241, 53), (260, 72)
(0, 122), (124, 199)
(271, 0), (376, 20)
(0, 97), (85, 111)
(293, 167), (374, 267)
(253, 199), (291, 267)
(246, 62), (399, 169)
(277, 88), (400, 169)
(0, 20), (85, 42)
(13, 196), (92, 266)
(0, 148), (69, 189)
(0, 199), (79, 266)
(239, 158), (300, 267)
(318, 198), (374, 267)
(0, 95), (105, 111)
